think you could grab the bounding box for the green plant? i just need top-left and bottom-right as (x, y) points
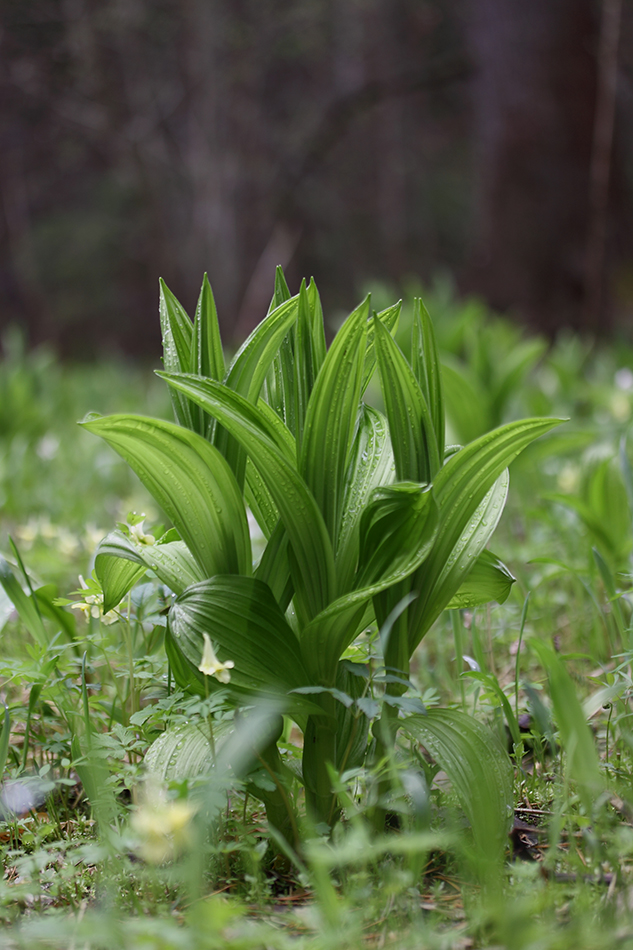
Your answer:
(79, 270), (560, 858)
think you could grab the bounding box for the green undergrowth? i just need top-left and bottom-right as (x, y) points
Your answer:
(2, 282), (633, 947)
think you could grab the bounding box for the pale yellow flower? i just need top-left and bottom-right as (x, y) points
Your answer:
(129, 518), (156, 546)
(70, 575), (119, 625)
(198, 633), (234, 683)
(131, 787), (196, 864)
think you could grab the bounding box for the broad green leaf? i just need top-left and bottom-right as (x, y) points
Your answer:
(402, 709), (512, 868)
(356, 484), (438, 591)
(335, 405), (395, 591)
(408, 417), (563, 649)
(159, 278), (194, 429)
(300, 297), (369, 543)
(94, 530), (144, 610)
(374, 317), (439, 483)
(0, 554), (47, 646)
(244, 397), (295, 536)
(445, 550), (515, 610)
(190, 273), (224, 437)
(158, 374), (335, 623)
(412, 299), (444, 462)
(168, 576), (317, 717)
(96, 530), (206, 608)
(81, 415), (251, 579)
(145, 720), (235, 783)
(217, 293), (300, 485)
(530, 640), (604, 811)
(361, 301), (401, 395)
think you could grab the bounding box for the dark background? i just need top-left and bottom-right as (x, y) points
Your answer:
(1, 0), (632, 356)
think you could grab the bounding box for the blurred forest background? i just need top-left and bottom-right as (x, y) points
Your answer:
(1, 0), (633, 356)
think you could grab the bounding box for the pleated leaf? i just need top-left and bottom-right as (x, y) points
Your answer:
(361, 301), (401, 395)
(445, 550), (515, 610)
(216, 293), (300, 486)
(411, 299), (444, 462)
(159, 279), (194, 429)
(374, 317), (440, 483)
(96, 530), (207, 610)
(168, 576), (314, 712)
(299, 297), (369, 544)
(402, 709), (513, 867)
(81, 415), (251, 580)
(301, 484), (438, 683)
(408, 417), (563, 650)
(94, 534), (146, 613)
(190, 274), (224, 438)
(158, 374), (335, 623)
(335, 405), (395, 591)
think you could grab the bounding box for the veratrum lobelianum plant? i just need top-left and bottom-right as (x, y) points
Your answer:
(82, 269), (561, 861)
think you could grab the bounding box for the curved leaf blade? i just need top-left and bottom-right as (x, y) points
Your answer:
(158, 374), (335, 623)
(402, 709), (513, 869)
(81, 415), (251, 579)
(445, 550), (515, 610)
(168, 576), (314, 712)
(408, 417), (563, 648)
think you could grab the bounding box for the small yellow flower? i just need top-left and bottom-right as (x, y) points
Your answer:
(131, 787), (196, 864)
(198, 633), (234, 683)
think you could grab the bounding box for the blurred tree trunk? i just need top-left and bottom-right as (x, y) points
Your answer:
(462, 0), (600, 334)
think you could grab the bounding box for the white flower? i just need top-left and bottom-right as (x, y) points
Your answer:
(70, 575), (119, 624)
(128, 518), (155, 546)
(198, 633), (234, 683)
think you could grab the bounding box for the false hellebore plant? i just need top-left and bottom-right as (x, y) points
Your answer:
(82, 270), (560, 862)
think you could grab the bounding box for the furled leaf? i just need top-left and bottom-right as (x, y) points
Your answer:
(96, 530), (206, 609)
(335, 405), (395, 591)
(190, 273), (224, 437)
(299, 297), (369, 544)
(81, 415), (251, 579)
(411, 299), (444, 462)
(445, 550), (515, 610)
(361, 301), (401, 395)
(95, 542), (146, 614)
(374, 316), (439, 483)
(159, 278), (194, 429)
